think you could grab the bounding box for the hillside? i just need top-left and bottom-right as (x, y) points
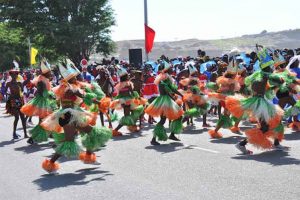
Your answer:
(93, 29), (300, 60)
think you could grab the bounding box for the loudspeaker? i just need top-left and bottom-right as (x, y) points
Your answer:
(129, 48), (143, 68)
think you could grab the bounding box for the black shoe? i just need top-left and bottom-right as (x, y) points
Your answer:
(151, 139), (160, 145)
(13, 134), (20, 140)
(27, 138), (34, 145)
(169, 133), (180, 141)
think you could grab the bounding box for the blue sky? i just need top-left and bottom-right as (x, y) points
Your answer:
(110, 0), (299, 41)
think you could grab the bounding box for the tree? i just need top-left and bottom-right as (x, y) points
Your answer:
(0, 23), (28, 71)
(0, 0), (116, 65)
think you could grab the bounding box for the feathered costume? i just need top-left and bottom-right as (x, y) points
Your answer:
(233, 48), (286, 153)
(110, 68), (145, 135)
(145, 67), (184, 143)
(21, 60), (58, 143)
(41, 60), (112, 173)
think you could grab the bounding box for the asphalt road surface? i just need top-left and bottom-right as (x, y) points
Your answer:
(0, 104), (299, 200)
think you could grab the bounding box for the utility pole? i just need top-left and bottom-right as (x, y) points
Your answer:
(144, 0), (149, 61)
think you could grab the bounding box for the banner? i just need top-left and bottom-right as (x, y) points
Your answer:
(30, 47), (38, 65)
(145, 24), (155, 54)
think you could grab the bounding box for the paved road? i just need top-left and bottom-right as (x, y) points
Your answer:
(0, 104), (299, 200)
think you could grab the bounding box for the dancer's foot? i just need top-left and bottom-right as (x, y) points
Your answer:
(42, 159), (60, 174)
(230, 126), (240, 133)
(127, 125), (140, 133)
(112, 130), (122, 137)
(27, 138), (34, 145)
(169, 133), (180, 141)
(208, 130), (223, 139)
(13, 134), (19, 140)
(79, 152), (98, 164)
(148, 119), (153, 124)
(151, 138), (160, 145)
(203, 123), (211, 128)
(235, 143), (253, 155)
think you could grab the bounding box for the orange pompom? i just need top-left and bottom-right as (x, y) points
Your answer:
(225, 96), (244, 118)
(42, 159), (60, 173)
(208, 130), (223, 139)
(245, 128), (272, 149)
(79, 152), (97, 164)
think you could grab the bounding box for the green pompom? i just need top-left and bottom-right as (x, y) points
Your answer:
(91, 82), (105, 100)
(119, 115), (135, 126)
(132, 105), (144, 120)
(84, 93), (97, 106)
(110, 112), (119, 122)
(154, 124), (168, 141)
(81, 126), (112, 151)
(170, 118), (183, 134)
(185, 108), (201, 117)
(52, 133), (66, 144)
(30, 125), (49, 143)
(55, 141), (81, 158)
(206, 82), (219, 91)
(217, 115), (234, 129)
(274, 123), (284, 134)
(132, 91), (140, 98)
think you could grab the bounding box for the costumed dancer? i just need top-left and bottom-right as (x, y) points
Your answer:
(40, 61), (112, 173)
(142, 65), (159, 124)
(145, 61), (184, 145)
(227, 47), (287, 154)
(95, 65), (115, 128)
(272, 51), (300, 130)
(207, 58), (241, 138)
(21, 59), (57, 144)
(110, 67), (145, 136)
(22, 72), (36, 126)
(5, 67), (28, 139)
(180, 64), (210, 127)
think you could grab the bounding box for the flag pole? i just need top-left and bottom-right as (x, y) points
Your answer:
(144, 0), (149, 61)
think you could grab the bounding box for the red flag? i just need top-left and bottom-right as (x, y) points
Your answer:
(145, 24), (155, 54)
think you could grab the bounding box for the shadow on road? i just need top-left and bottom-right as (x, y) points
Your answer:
(145, 142), (185, 154)
(15, 143), (52, 154)
(285, 132), (300, 140)
(0, 139), (22, 147)
(112, 132), (146, 141)
(232, 151), (300, 166)
(183, 127), (208, 135)
(33, 167), (113, 191)
(211, 135), (245, 144)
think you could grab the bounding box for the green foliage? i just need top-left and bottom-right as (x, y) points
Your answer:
(0, 0), (116, 66)
(0, 23), (28, 71)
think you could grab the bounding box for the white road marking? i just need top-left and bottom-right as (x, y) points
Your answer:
(183, 144), (220, 154)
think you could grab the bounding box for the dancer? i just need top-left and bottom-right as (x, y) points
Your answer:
(207, 59), (241, 138)
(227, 47), (287, 154)
(110, 67), (144, 136)
(142, 65), (159, 124)
(96, 66), (114, 128)
(6, 68), (28, 139)
(181, 64), (210, 127)
(41, 61), (111, 173)
(21, 59), (57, 144)
(145, 61), (184, 145)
